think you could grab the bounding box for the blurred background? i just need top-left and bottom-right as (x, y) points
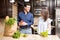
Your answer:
(0, 0), (60, 38)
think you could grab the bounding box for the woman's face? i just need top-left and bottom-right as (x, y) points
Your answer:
(41, 10), (49, 17)
(41, 10), (49, 21)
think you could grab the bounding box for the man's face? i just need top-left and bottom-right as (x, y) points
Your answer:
(24, 5), (31, 12)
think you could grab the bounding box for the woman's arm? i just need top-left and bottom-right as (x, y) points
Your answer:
(47, 23), (51, 31)
(47, 18), (52, 34)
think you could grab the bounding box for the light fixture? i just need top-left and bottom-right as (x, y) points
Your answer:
(10, 0), (15, 3)
(24, 0), (30, 2)
(40, 0), (45, 1)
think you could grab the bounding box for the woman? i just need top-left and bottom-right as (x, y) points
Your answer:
(37, 9), (52, 34)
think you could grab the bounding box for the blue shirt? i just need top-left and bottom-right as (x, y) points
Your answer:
(18, 11), (34, 28)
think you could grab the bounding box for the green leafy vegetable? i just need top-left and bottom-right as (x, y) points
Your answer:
(12, 30), (20, 38)
(5, 18), (16, 26)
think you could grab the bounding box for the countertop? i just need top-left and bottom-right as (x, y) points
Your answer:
(0, 34), (60, 40)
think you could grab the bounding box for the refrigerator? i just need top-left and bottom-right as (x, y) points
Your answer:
(56, 8), (60, 38)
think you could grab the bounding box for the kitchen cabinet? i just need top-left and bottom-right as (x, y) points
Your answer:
(56, 8), (60, 38)
(56, 0), (60, 7)
(0, 0), (12, 18)
(33, 0), (41, 9)
(33, 0), (47, 15)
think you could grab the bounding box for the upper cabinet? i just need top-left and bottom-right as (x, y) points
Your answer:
(33, 0), (47, 15)
(55, 0), (60, 8)
(0, 0), (12, 18)
(0, 0), (6, 18)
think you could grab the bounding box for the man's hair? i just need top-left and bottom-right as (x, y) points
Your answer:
(24, 3), (30, 7)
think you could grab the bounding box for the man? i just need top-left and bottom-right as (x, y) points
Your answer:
(18, 3), (34, 34)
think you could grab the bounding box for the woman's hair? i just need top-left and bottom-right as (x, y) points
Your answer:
(41, 9), (49, 21)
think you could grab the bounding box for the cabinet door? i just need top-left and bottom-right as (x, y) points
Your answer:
(6, 0), (12, 17)
(0, 0), (6, 18)
(0, 0), (12, 18)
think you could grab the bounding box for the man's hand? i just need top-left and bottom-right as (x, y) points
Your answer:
(22, 22), (28, 25)
(19, 20), (28, 26)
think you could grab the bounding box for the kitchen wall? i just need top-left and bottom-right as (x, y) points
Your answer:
(0, 19), (5, 37)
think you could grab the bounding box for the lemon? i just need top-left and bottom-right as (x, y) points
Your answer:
(5, 16), (9, 22)
(40, 30), (48, 37)
(20, 34), (27, 37)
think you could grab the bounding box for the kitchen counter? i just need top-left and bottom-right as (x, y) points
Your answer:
(0, 34), (60, 40)
(19, 34), (60, 40)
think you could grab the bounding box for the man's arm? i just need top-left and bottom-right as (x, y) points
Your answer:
(18, 13), (21, 26)
(28, 14), (34, 25)
(18, 13), (28, 26)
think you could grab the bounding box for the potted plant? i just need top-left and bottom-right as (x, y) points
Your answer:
(4, 16), (17, 36)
